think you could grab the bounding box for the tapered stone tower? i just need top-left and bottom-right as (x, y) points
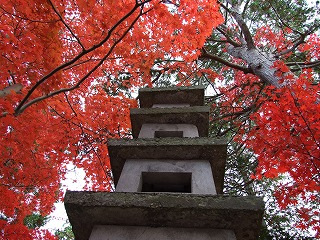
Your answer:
(65, 86), (264, 240)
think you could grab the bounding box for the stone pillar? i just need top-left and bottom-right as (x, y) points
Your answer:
(64, 86), (264, 240)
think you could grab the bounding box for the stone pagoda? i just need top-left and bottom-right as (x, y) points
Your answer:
(65, 86), (264, 240)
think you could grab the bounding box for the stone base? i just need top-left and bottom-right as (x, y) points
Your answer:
(64, 191), (264, 240)
(90, 225), (236, 240)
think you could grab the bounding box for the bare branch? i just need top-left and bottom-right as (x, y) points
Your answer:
(200, 48), (252, 74)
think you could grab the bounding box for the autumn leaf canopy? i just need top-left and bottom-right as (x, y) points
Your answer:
(0, 0), (319, 238)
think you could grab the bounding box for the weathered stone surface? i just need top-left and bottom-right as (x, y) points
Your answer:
(138, 123), (199, 138)
(152, 103), (190, 108)
(90, 225), (237, 240)
(130, 106), (209, 138)
(107, 137), (227, 194)
(64, 191), (264, 240)
(116, 159), (216, 194)
(138, 86), (205, 108)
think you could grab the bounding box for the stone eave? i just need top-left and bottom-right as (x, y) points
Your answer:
(138, 86), (205, 108)
(64, 191), (264, 240)
(107, 137), (227, 194)
(130, 106), (210, 138)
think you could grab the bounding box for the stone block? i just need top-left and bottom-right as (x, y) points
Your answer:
(115, 159), (216, 194)
(64, 191), (264, 240)
(89, 225), (236, 240)
(130, 106), (209, 138)
(138, 86), (205, 108)
(107, 137), (227, 194)
(152, 103), (190, 108)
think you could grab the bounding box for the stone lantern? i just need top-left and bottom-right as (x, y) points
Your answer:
(65, 86), (264, 240)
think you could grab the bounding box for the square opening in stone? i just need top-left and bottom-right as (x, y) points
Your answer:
(154, 131), (183, 138)
(141, 172), (191, 193)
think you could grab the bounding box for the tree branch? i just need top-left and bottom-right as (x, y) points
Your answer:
(275, 36), (306, 57)
(48, 0), (85, 51)
(222, 1), (255, 49)
(241, 0), (251, 18)
(216, 26), (242, 47)
(14, 1), (150, 115)
(269, 3), (303, 35)
(275, 24), (319, 58)
(200, 48), (252, 74)
(15, 3), (149, 115)
(288, 60), (320, 71)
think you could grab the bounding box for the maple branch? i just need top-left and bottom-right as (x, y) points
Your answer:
(200, 48), (252, 74)
(218, 1), (229, 12)
(288, 60), (320, 71)
(286, 60), (320, 67)
(2, 54), (14, 66)
(77, 124), (114, 189)
(210, 82), (265, 138)
(47, 0), (85, 51)
(15, 3), (148, 115)
(290, 92), (320, 150)
(241, 0), (251, 18)
(0, 5), (59, 24)
(220, 1), (255, 49)
(275, 26), (319, 58)
(216, 26), (242, 47)
(49, 107), (98, 136)
(269, 4), (303, 36)
(206, 37), (228, 43)
(64, 93), (77, 117)
(218, 109), (257, 138)
(14, 1), (149, 115)
(62, 57), (101, 71)
(50, 105), (126, 156)
(151, 70), (164, 84)
(211, 105), (256, 123)
(217, 3), (283, 87)
(8, 70), (16, 84)
(275, 37), (306, 58)
(228, 142), (246, 157)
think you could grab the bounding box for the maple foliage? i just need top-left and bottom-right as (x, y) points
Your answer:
(243, 70), (319, 235)
(0, 0), (223, 238)
(197, 1), (320, 237)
